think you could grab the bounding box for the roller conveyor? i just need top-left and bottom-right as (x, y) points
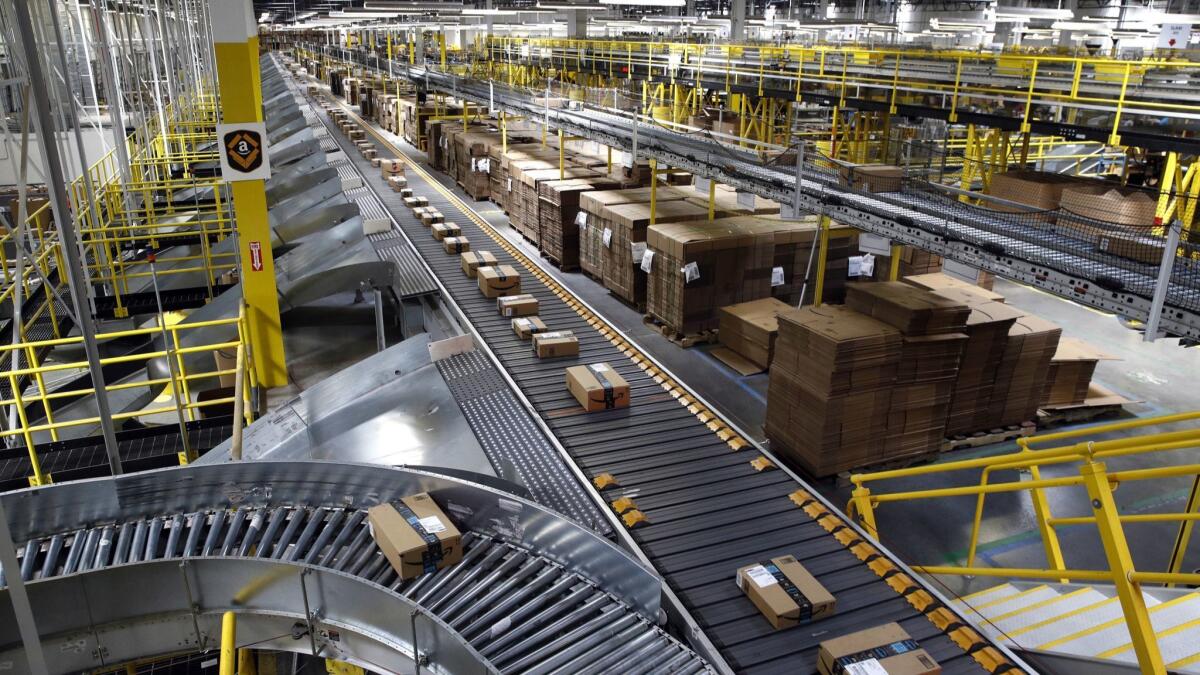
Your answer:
(292, 56), (1029, 674)
(315, 44), (1200, 341)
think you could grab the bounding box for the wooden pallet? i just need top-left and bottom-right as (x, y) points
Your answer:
(1038, 384), (1131, 428)
(942, 423), (1036, 452)
(642, 314), (718, 348)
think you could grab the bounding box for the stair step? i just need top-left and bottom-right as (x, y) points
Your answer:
(1100, 596), (1200, 665)
(1050, 593), (1194, 658)
(956, 583), (1019, 607)
(991, 588), (1110, 634)
(969, 585), (1060, 620)
(1009, 596), (1125, 648)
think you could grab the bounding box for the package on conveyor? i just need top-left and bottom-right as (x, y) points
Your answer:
(1041, 337), (1117, 407)
(984, 314), (1062, 429)
(837, 163), (905, 193)
(404, 195), (429, 210)
(371, 157), (382, 168)
(987, 169), (1086, 214)
(461, 251), (497, 278)
(817, 623), (940, 675)
(380, 158), (405, 176)
(533, 330), (580, 358)
(601, 199), (711, 309)
(367, 493), (463, 581)
(498, 294), (539, 317)
(765, 305), (902, 476)
(386, 175), (408, 192)
(538, 176), (620, 271)
(443, 236), (469, 254)
(577, 186), (688, 279)
(1057, 184), (1164, 264)
(566, 363), (630, 411)
(422, 210), (446, 227)
(736, 555), (836, 630)
(645, 219), (775, 336)
(477, 264), (522, 298)
(716, 298), (794, 372)
(432, 222), (460, 240)
(512, 316), (548, 340)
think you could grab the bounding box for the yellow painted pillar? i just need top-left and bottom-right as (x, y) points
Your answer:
(888, 243), (902, 281)
(813, 216), (830, 306)
(649, 159), (658, 227)
(213, 0), (287, 387)
(219, 612), (237, 675)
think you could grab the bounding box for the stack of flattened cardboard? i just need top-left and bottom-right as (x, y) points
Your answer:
(716, 297), (794, 373)
(538, 177), (619, 270)
(577, 187), (688, 278)
(602, 199), (710, 308)
(847, 283), (970, 458)
(986, 314), (1062, 428)
(765, 305), (902, 476)
(426, 119), (448, 171)
(1041, 337), (1116, 407)
(514, 166), (599, 244)
(645, 219), (775, 336)
(903, 273), (1006, 303)
(940, 299), (1023, 436)
(444, 128), (496, 200)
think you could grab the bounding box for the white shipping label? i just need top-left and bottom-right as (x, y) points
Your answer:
(681, 261), (700, 283)
(590, 363), (609, 373)
(418, 515), (447, 534)
(844, 659), (889, 675)
(640, 250), (655, 273)
(631, 241), (647, 262)
(771, 266), (785, 287)
(737, 190), (756, 209)
(602, 227), (613, 248)
(575, 211), (588, 227)
(507, 178), (513, 192)
(780, 204), (795, 219)
(849, 256), (864, 277)
(744, 565), (778, 588)
(860, 253), (875, 277)
(514, 318), (531, 328)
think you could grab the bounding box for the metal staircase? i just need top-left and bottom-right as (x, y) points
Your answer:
(954, 582), (1200, 672)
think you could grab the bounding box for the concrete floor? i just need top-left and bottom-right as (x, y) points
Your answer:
(372, 121), (1200, 598)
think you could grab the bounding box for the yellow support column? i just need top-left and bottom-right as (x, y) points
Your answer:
(1081, 461), (1165, 674)
(213, 0), (287, 387)
(888, 243), (902, 281)
(220, 611), (237, 675)
(813, 216), (831, 306)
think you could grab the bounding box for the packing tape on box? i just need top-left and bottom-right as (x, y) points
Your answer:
(591, 363), (616, 409)
(392, 501), (444, 575)
(832, 639), (923, 675)
(761, 561), (814, 621)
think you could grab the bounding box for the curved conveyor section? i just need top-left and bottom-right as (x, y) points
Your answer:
(0, 461), (711, 674)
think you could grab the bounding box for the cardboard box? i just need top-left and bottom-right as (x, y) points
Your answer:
(461, 251), (498, 278)
(387, 174), (409, 192)
(846, 282), (971, 336)
(718, 298), (794, 370)
(431, 222), (460, 240)
(443, 236), (470, 254)
(366, 493), (463, 581)
(512, 316), (548, 340)
(987, 170), (1084, 213)
(903, 273), (1005, 303)
(817, 623), (940, 675)
(380, 158), (405, 175)
(839, 164), (904, 193)
(737, 555), (836, 630)
(533, 330), (580, 358)
(566, 363), (630, 411)
(478, 264), (522, 298)
(1060, 184), (1156, 227)
(421, 210), (446, 227)
(498, 294), (539, 317)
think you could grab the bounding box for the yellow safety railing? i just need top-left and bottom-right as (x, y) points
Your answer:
(0, 305), (256, 487)
(846, 411), (1200, 674)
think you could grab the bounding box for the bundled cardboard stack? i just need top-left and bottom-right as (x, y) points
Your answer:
(903, 273), (1006, 303)
(577, 186), (688, 278)
(449, 129), (496, 199)
(765, 305), (902, 476)
(939, 300), (1023, 436)
(645, 219), (775, 336)
(1041, 337), (1115, 407)
(717, 297), (794, 371)
(747, 214), (853, 305)
(847, 283), (970, 458)
(986, 314), (1062, 427)
(603, 199), (710, 308)
(538, 177), (619, 270)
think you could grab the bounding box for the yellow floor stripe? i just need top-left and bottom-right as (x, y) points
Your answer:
(958, 584), (1015, 605)
(1037, 593), (1198, 650)
(1168, 647), (1200, 669)
(989, 587), (1094, 623)
(971, 584), (1049, 611)
(1007, 597), (1116, 638)
(1097, 613), (1200, 659)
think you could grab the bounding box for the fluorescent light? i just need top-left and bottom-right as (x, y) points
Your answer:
(599, 0), (684, 6)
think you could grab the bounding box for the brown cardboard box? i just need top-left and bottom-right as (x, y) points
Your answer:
(846, 282), (971, 335)
(512, 316), (548, 340)
(903, 273), (1005, 303)
(1060, 184), (1156, 227)
(366, 493), (463, 581)
(421, 210), (445, 227)
(839, 164), (904, 193)
(431, 222), (460, 241)
(718, 298), (794, 370)
(737, 555), (835, 630)
(533, 331), (580, 359)
(443, 236), (470, 254)
(817, 623), (940, 675)
(566, 363), (630, 411)
(987, 170), (1084, 212)
(387, 174), (409, 192)
(461, 251), (498, 278)
(380, 158), (405, 175)
(498, 294), (539, 317)
(478, 265), (522, 298)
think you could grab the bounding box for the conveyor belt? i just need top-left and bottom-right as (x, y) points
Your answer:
(3, 462), (710, 674)
(311, 46), (1200, 341)
(303, 65), (1025, 675)
(93, 284), (236, 319)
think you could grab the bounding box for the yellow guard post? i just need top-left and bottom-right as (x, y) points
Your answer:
(212, 0), (287, 387)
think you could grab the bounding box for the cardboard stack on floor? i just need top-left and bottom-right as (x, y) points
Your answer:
(577, 187), (688, 279)
(645, 219), (775, 336)
(443, 127), (496, 200)
(716, 297), (794, 373)
(765, 215), (854, 305)
(986, 314), (1062, 428)
(538, 176), (620, 270)
(846, 282), (970, 460)
(1041, 337), (1116, 407)
(602, 199), (712, 309)
(765, 305), (902, 476)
